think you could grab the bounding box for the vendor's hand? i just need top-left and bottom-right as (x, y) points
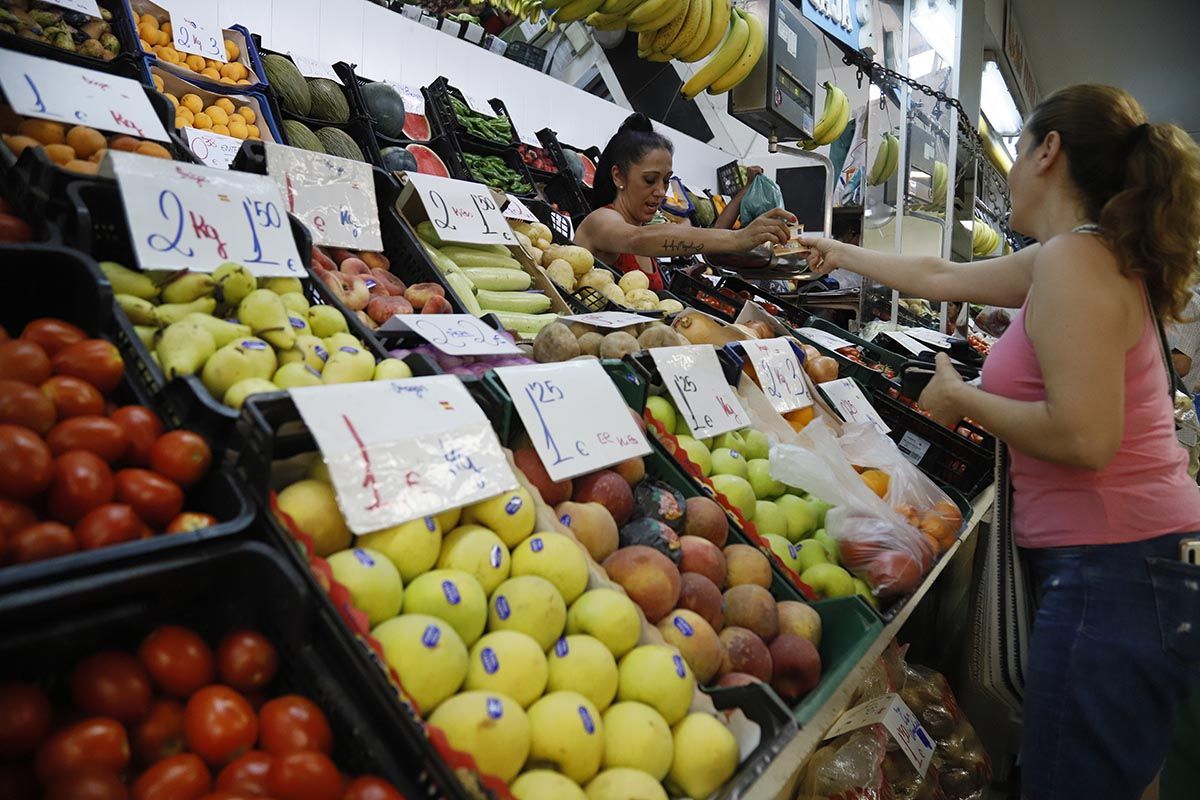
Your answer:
(737, 208), (795, 250)
(917, 353), (967, 427)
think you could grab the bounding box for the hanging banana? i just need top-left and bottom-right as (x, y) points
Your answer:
(677, 0), (728, 62)
(679, 9), (746, 100)
(706, 7), (764, 94)
(866, 133), (899, 186)
(802, 82), (849, 147)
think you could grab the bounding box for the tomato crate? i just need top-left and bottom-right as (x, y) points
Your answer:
(668, 269), (745, 322)
(0, 0), (146, 79)
(0, 540), (432, 796)
(791, 316), (905, 394)
(713, 274), (814, 329)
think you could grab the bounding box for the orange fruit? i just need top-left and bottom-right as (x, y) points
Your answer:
(860, 469), (890, 498)
(163, 93), (179, 108)
(180, 94), (203, 114)
(783, 406), (815, 432)
(191, 112), (212, 130)
(2, 134), (41, 156)
(43, 143), (75, 165)
(185, 54), (206, 72)
(214, 98), (235, 115)
(138, 22), (158, 42)
(65, 126), (106, 159)
(88, 148), (108, 164)
(210, 124), (229, 136)
(135, 142), (172, 159)
(141, 14), (160, 30)
(236, 106), (256, 124)
(246, 124), (260, 140)
(17, 119), (65, 146)
(219, 62), (247, 81)
(139, 38), (153, 52)
(109, 135), (141, 152)
(156, 29), (172, 47)
(200, 67), (221, 80)
(64, 159), (99, 175)
(204, 106), (228, 126)
(225, 39), (240, 60)
(236, 79), (252, 86)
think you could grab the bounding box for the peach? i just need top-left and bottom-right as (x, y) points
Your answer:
(556, 501), (618, 562)
(367, 295), (414, 324)
(679, 536), (726, 587)
(421, 295), (453, 314)
(404, 281), (445, 310)
(776, 600), (822, 647)
(684, 496), (728, 547)
(370, 267), (406, 297)
(612, 456), (646, 486)
(339, 256), (371, 276)
(723, 585), (778, 642)
(360, 251), (391, 271)
(515, 447), (573, 506)
(677, 573), (724, 632)
(768, 633), (821, 701)
(718, 627), (772, 682)
(724, 544), (772, 588)
(657, 609), (724, 684)
(602, 545), (681, 623)
(574, 470), (634, 525)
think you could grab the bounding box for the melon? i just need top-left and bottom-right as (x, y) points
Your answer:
(263, 54), (311, 116)
(315, 127), (364, 161)
(361, 82), (406, 139)
(404, 113), (431, 142)
(578, 152), (596, 187)
(407, 144), (449, 178)
(308, 78), (350, 123)
(381, 146), (418, 173)
(282, 120), (324, 153)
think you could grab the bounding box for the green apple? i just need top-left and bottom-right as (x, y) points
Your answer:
(674, 411), (692, 436)
(675, 435), (712, 476)
(812, 530), (839, 565)
(793, 539), (830, 573)
(709, 474), (756, 521)
(775, 495), (818, 542)
(327, 547), (404, 626)
(763, 533), (801, 572)
(746, 459), (785, 499)
(801, 562), (856, 599)
(754, 501), (787, 537)
(852, 577), (879, 609)
(741, 428), (770, 461)
(645, 395), (676, 434)
(712, 430), (746, 452)
(810, 497), (833, 527)
(710, 447), (748, 479)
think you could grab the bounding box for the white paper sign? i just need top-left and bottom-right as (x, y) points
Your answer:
(740, 338), (813, 413)
(463, 93), (495, 117)
(651, 346), (749, 438)
(897, 430), (931, 464)
(0, 50), (169, 142)
(404, 173), (517, 247)
(379, 314), (521, 356)
(503, 194), (538, 223)
(163, 0), (226, 61)
(41, 0), (101, 17)
(264, 142), (382, 250)
(820, 378), (890, 435)
(183, 127), (242, 169)
(385, 82), (425, 116)
(798, 326), (855, 351)
(512, 116), (541, 148)
(287, 51), (340, 82)
(105, 151), (303, 277)
(883, 330), (933, 356)
(826, 694), (935, 774)
(903, 327), (956, 348)
(290, 377), (518, 534)
(496, 361), (651, 481)
(561, 311), (657, 330)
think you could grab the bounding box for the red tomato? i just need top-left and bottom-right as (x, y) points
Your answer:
(75, 503), (146, 550)
(35, 717), (130, 780)
(0, 424), (54, 498)
(863, 549), (924, 598)
(41, 375), (105, 419)
(343, 776), (404, 800)
(167, 512), (219, 534)
(132, 698), (186, 765)
(0, 499), (36, 538)
(267, 751), (342, 800)
(132, 752), (212, 800)
(258, 696), (332, 755)
(47, 451), (114, 523)
(115, 469), (184, 528)
(0, 340), (51, 384)
(47, 416), (130, 463)
(216, 750), (273, 794)
(110, 406), (164, 466)
(21, 318), (86, 357)
(184, 686), (258, 767)
(0, 379), (55, 433)
(149, 430), (211, 487)
(0, 682), (52, 757)
(7, 522), (76, 563)
(51, 339), (124, 394)
(138, 625), (215, 698)
(70, 650), (153, 723)
(216, 630), (278, 692)
(44, 768), (129, 800)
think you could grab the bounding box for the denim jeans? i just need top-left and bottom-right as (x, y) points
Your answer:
(1020, 532), (1200, 800)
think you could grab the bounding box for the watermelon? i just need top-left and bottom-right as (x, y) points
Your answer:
(380, 146), (417, 173)
(575, 150), (596, 187)
(282, 120), (324, 153)
(315, 127), (364, 161)
(262, 54), (311, 116)
(407, 144), (448, 178)
(403, 113), (430, 142)
(308, 78), (350, 123)
(361, 82), (406, 139)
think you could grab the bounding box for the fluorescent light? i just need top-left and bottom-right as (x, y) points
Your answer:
(910, 2), (957, 64)
(981, 60), (1023, 135)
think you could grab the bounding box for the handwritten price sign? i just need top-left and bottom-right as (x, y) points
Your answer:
(496, 361), (650, 482)
(741, 338), (813, 414)
(380, 314), (521, 356)
(820, 378), (890, 435)
(651, 345), (749, 438)
(385, 82), (425, 116)
(798, 326), (855, 351)
(0, 50), (168, 142)
(287, 51), (340, 82)
(404, 172), (517, 247)
(162, 0), (226, 61)
(264, 142), (382, 250)
(183, 127), (242, 169)
(503, 194), (538, 223)
(561, 311), (657, 330)
(106, 151), (303, 277)
(290, 377), (518, 534)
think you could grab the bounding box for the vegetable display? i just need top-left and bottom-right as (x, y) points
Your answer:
(463, 153), (531, 194)
(0, 2), (120, 60)
(448, 96), (512, 145)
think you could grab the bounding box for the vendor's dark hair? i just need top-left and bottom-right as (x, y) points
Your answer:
(593, 113), (673, 206)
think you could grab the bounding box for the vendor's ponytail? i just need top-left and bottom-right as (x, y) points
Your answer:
(593, 113), (674, 207)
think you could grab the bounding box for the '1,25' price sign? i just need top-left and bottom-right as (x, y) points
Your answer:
(105, 151), (303, 277)
(650, 345), (749, 439)
(495, 360), (651, 482)
(740, 337), (813, 414)
(403, 172), (517, 248)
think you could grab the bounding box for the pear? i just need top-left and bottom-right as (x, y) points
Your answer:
(308, 305), (348, 338)
(100, 261), (159, 300)
(182, 313), (251, 348)
(161, 272), (217, 304)
(286, 312), (312, 337)
(202, 338), (277, 399)
(373, 358), (412, 381)
(238, 289), (295, 350)
(156, 321), (216, 379)
(280, 292), (310, 313)
(157, 297), (217, 326)
(324, 332), (362, 353)
(265, 277), (303, 295)
(273, 362), (323, 389)
(224, 378), (279, 409)
(213, 262), (257, 306)
(322, 346), (375, 384)
(278, 335), (329, 373)
(116, 294), (159, 326)
(133, 325), (158, 349)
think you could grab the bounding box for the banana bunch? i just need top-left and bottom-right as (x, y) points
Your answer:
(972, 216), (1002, 257)
(866, 132), (900, 186)
(495, 0), (546, 23)
(800, 82), (849, 148)
(930, 160), (948, 209)
(677, 6), (763, 98)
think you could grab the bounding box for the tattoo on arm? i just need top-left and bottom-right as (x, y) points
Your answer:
(663, 239), (704, 254)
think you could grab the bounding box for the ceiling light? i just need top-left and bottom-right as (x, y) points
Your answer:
(981, 60), (1022, 135)
(910, 1), (957, 64)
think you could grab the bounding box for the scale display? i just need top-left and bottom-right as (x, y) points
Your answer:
(729, 0), (818, 142)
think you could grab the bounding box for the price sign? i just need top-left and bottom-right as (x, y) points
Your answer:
(651, 345), (749, 438)
(882, 330), (933, 356)
(41, 0), (101, 16)
(106, 151), (303, 277)
(183, 127), (242, 169)
(902, 327), (956, 348)
(264, 142), (382, 250)
(287, 51), (340, 82)
(561, 311), (657, 330)
(798, 326), (855, 351)
(0, 50), (168, 142)
(385, 82), (425, 116)
(820, 378), (890, 435)
(511, 116), (541, 148)
(496, 360), (651, 481)
(404, 172), (517, 247)
(740, 338), (813, 413)
(503, 194), (538, 223)
(290, 377), (518, 534)
(464, 93), (496, 117)
(163, 0), (226, 61)
(379, 314), (522, 356)
(826, 694), (935, 774)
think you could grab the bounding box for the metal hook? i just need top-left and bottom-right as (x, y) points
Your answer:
(856, 69), (863, 89)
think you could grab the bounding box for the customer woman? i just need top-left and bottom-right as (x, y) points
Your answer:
(574, 113), (794, 290)
(797, 84), (1200, 800)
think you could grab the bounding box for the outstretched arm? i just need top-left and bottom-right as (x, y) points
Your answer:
(577, 207), (794, 258)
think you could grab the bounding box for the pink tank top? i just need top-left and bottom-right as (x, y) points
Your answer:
(982, 283), (1200, 548)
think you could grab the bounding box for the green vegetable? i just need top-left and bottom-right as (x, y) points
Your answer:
(461, 268), (532, 292)
(263, 54), (312, 116)
(439, 246), (522, 270)
(282, 120), (324, 153)
(489, 311), (560, 336)
(449, 95), (513, 144)
(476, 289), (551, 314)
(416, 222), (510, 255)
(445, 272), (483, 316)
(462, 153), (530, 194)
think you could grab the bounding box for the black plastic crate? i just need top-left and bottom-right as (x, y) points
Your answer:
(668, 269), (745, 322)
(0, 540), (435, 796)
(792, 316), (905, 394)
(424, 76), (518, 150)
(714, 274), (814, 328)
(336, 63), (435, 150)
(0, 0), (145, 79)
(535, 127), (590, 218)
(436, 131), (537, 199)
(502, 40), (547, 71)
(261, 82), (384, 168)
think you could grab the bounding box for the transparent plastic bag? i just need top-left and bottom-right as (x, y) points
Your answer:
(900, 664), (992, 799)
(797, 726), (889, 800)
(739, 174), (785, 226)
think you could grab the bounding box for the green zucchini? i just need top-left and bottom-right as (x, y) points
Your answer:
(440, 247), (523, 271)
(489, 311), (559, 335)
(462, 267), (532, 292)
(476, 289), (551, 314)
(445, 272), (483, 316)
(416, 221), (511, 255)
(423, 243), (461, 275)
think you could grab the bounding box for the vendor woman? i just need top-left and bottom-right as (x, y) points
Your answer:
(574, 113), (794, 290)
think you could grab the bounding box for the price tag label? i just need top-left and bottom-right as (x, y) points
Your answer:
(883, 330), (933, 356)
(105, 151), (303, 277)
(183, 127), (242, 169)
(0, 50), (169, 142)
(379, 314), (522, 356)
(826, 694), (935, 774)
(902, 327), (956, 348)
(162, 0), (226, 61)
(264, 142), (382, 250)
(496, 360), (651, 481)
(287, 51), (340, 82)
(740, 338), (813, 413)
(404, 172), (517, 247)
(41, 0), (101, 17)
(651, 345), (749, 438)
(798, 326), (855, 351)
(463, 93), (496, 117)
(897, 431), (931, 464)
(503, 194), (538, 223)
(290, 377), (518, 534)
(561, 311), (657, 330)
(512, 116), (541, 148)
(385, 82), (425, 116)
(820, 378), (890, 435)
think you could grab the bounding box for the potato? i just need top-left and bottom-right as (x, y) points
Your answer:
(511, 221), (535, 238)
(530, 222), (552, 242)
(599, 331), (640, 359)
(545, 244), (594, 277)
(578, 331), (604, 356)
(545, 259), (575, 291)
(618, 270), (650, 293)
(625, 289), (660, 311)
(536, 238), (552, 252)
(638, 324), (684, 349)
(599, 283), (626, 305)
(528, 246), (543, 265)
(532, 322), (580, 363)
(658, 298), (685, 314)
(577, 269), (615, 291)
(514, 231), (533, 250)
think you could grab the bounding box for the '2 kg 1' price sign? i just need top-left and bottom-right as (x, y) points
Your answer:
(741, 337), (813, 414)
(106, 151), (303, 277)
(290, 377), (518, 534)
(162, 0), (226, 61)
(651, 345), (749, 439)
(496, 360), (650, 482)
(404, 172), (516, 247)
(264, 142), (382, 250)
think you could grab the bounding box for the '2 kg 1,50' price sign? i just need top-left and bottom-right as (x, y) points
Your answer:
(651, 345), (749, 439)
(290, 377), (518, 534)
(495, 360), (651, 482)
(404, 172), (517, 248)
(740, 337), (813, 414)
(264, 142), (382, 251)
(106, 151), (303, 277)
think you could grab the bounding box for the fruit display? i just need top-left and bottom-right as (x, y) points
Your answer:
(311, 242), (455, 330)
(674, 5), (765, 99)
(133, 6), (256, 86)
(463, 152), (532, 195)
(358, 80), (432, 143)
(260, 53), (350, 124)
(281, 118), (367, 161)
(0, 114), (171, 175)
(529, 319), (687, 363)
(0, 1), (121, 61)
(866, 132), (901, 186)
(447, 94), (513, 145)
(518, 143), (558, 174)
(151, 69), (266, 141)
(380, 143), (450, 177)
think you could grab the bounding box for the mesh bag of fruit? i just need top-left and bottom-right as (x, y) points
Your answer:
(899, 664), (992, 799)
